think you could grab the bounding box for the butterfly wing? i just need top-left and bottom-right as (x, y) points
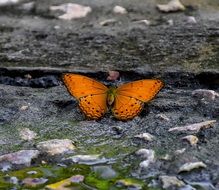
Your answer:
(62, 74), (108, 119)
(112, 79), (164, 120)
(112, 95), (144, 120)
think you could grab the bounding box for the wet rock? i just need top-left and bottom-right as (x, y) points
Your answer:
(22, 177), (48, 187)
(0, 162), (11, 172)
(46, 175), (84, 189)
(179, 162), (207, 173)
(157, 0), (185, 13)
(93, 165), (117, 179)
(50, 3), (92, 20)
(26, 170), (37, 175)
(64, 155), (112, 165)
(136, 149), (155, 160)
(168, 120), (216, 133)
(181, 135), (198, 145)
(192, 89), (219, 101)
(0, 0), (21, 6)
(19, 128), (37, 141)
(159, 175), (185, 189)
(9, 176), (19, 185)
(113, 5), (127, 14)
(134, 133), (155, 142)
(188, 182), (215, 190)
(179, 185), (196, 190)
(36, 139), (75, 156)
(0, 150), (39, 169)
(100, 19), (117, 26)
(18, 1), (35, 13)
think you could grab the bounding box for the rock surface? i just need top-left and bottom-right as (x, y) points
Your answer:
(0, 0), (218, 189)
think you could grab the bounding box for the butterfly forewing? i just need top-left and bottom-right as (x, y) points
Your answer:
(116, 79), (164, 102)
(62, 74), (108, 119)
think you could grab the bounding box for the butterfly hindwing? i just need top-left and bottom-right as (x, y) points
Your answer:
(62, 74), (108, 119)
(79, 94), (108, 119)
(112, 79), (163, 120)
(112, 95), (144, 120)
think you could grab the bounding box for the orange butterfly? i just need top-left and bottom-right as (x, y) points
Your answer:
(62, 74), (164, 120)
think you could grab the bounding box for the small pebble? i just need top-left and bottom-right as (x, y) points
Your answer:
(19, 128), (37, 141)
(64, 155), (111, 165)
(36, 139), (75, 155)
(19, 105), (29, 111)
(107, 70), (120, 81)
(27, 171), (38, 175)
(100, 19), (117, 26)
(178, 161), (207, 173)
(155, 114), (170, 121)
(133, 19), (151, 26)
(186, 16), (197, 24)
(182, 135), (198, 145)
(192, 89), (219, 101)
(175, 148), (186, 155)
(134, 133), (155, 142)
(167, 19), (174, 26)
(160, 175), (185, 189)
(50, 3), (92, 20)
(22, 177), (48, 187)
(113, 5), (127, 14)
(157, 0), (185, 13)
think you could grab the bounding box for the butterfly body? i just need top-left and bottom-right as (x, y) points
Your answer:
(62, 74), (163, 120)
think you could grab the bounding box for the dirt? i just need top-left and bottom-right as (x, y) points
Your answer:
(0, 0), (218, 189)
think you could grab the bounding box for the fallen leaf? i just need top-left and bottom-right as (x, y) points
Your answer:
(46, 175), (84, 190)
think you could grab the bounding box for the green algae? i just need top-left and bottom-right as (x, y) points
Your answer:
(0, 164), (157, 190)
